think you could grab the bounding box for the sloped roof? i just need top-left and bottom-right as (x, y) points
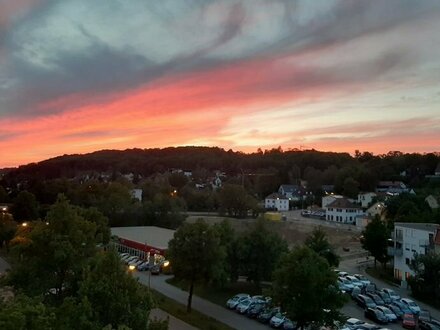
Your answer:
(327, 198), (360, 209)
(111, 226), (175, 250)
(394, 222), (439, 232)
(279, 184), (300, 193)
(266, 192), (289, 200)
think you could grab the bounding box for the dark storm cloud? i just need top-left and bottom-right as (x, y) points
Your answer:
(1, 0), (440, 119)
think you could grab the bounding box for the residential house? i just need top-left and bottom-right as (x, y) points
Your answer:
(376, 181), (409, 195)
(358, 192), (377, 208)
(321, 194), (343, 208)
(355, 202), (386, 229)
(278, 184), (303, 201)
(325, 198), (363, 224)
(265, 193), (289, 211)
(425, 195), (439, 209)
(130, 189), (143, 202)
(389, 223), (438, 285)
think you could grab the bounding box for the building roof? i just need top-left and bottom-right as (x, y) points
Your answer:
(279, 184), (300, 193)
(326, 198), (360, 209)
(377, 181), (406, 188)
(394, 222), (440, 232)
(111, 226), (175, 250)
(266, 192), (289, 200)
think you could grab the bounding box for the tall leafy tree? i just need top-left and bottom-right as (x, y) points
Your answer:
(241, 219), (288, 285)
(305, 227), (340, 267)
(9, 195), (98, 298)
(361, 216), (390, 267)
(11, 191), (39, 221)
(409, 252), (440, 304)
(272, 246), (346, 329)
(0, 212), (17, 249)
(167, 219), (225, 312)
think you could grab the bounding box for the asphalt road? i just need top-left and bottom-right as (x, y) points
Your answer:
(135, 272), (270, 330)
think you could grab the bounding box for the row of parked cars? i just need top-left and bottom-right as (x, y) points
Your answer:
(226, 293), (296, 329)
(118, 252), (160, 274)
(336, 270), (439, 330)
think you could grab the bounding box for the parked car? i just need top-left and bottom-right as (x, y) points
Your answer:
(346, 275), (364, 288)
(236, 298), (253, 314)
(366, 293), (385, 306)
(381, 288), (401, 301)
(354, 323), (381, 330)
(375, 306), (397, 322)
(400, 298), (421, 315)
(270, 312), (287, 328)
(246, 302), (266, 318)
(150, 264), (161, 275)
(419, 319), (440, 330)
(364, 307), (389, 324)
(365, 283), (378, 293)
(338, 277), (355, 292)
(226, 294), (250, 309)
(338, 271), (349, 278)
(283, 319), (297, 330)
(375, 291), (391, 305)
(345, 318), (365, 329)
(402, 313), (417, 329)
(355, 294), (377, 309)
(385, 304), (404, 319)
(258, 307), (280, 323)
(351, 286), (362, 300)
(137, 261), (151, 271)
(353, 274), (371, 286)
(388, 300), (413, 316)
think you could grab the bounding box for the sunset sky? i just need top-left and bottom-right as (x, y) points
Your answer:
(1, 0), (440, 167)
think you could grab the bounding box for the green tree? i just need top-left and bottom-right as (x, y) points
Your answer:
(218, 184), (257, 218)
(11, 191), (39, 221)
(361, 217), (390, 268)
(0, 186), (10, 203)
(305, 227), (340, 267)
(342, 177), (360, 199)
(0, 294), (56, 330)
(241, 219), (288, 285)
(0, 212), (17, 249)
(8, 195), (98, 298)
(167, 219), (225, 312)
(76, 251), (153, 329)
(272, 246), (346, 329)
(409, 252), (440, 304)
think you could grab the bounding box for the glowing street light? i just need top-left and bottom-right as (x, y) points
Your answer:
(128, 265), (136, 271)
(22, 222), (28, 227)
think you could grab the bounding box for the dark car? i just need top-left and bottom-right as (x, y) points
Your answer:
(355, 294), (377, 309)
(364, 307), (388, 324)
(419, 319), (440, 330)
(386, 304), (404, 319)
(246, 302), (266, 318)
(283, 319), (297, 330)
(389, 300), (413, 316)
(257, 307), (280, 323)
(366, 293), (385, 306)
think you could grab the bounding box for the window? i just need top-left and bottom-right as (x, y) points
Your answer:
(405, 258), (410, 265)
(394, 269), (402, 280)
(405, 243), (410, 251)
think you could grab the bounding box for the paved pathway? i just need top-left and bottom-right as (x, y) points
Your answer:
(135, 272), (269, 330)
(150, 308), (198, 330)
(340, 257), (440, 320)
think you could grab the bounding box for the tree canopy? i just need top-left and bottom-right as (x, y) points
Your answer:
(361, 216), (390, 267)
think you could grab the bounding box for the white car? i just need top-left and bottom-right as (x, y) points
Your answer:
(376, 306), (398, 322)
(400, 298), (421, 314)
(381, 288), (400, 301)
(345, 276), (364, 288)
(226, 294), (250, 309)
(353, 274), (371, 286)
(345, 318), (365, 329)
(270, 312), (287, 328)
(236, 298), (253, 314)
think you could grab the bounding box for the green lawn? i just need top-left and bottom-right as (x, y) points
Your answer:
(151, 289), (234, 330)
(166, 277), (267, 307)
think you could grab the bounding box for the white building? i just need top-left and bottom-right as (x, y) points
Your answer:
(376, 181), (409, 194)
(265, 193), (289, 211)
(365, 202), (386, 218)
(130, 189), (143, 202)
(358, 192), (377, 208)
(321, 194), (343, 208)
(325, 198), (363, 224)
(389, 223), (438, 284)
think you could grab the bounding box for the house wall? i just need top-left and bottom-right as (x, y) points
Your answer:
(393, 226), (436, 281)
(265, 198), (289, 211)
(325, 207), (362, 224)
(358, 193), (376, 208)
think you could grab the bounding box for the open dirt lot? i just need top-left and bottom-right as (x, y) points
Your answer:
(186, 212), (363, 258)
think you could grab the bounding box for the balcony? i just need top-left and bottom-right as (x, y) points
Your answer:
(388, 246), (403, 257)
